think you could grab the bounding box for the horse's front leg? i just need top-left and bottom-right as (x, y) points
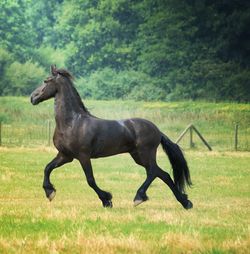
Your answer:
(43, 153), (73, 201)
(78, 155), (112, 208)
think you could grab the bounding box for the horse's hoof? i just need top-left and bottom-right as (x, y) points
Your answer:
(134, 198), (148, 207)
(134, 199), (144, 207)
(48, 190), (56, 202)
(133, 192), (148, 207)
(184, 200), (193, 210)
(103, 200), (113, 208)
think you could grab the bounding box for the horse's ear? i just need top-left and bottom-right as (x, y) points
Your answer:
(50, 65), (57, 76)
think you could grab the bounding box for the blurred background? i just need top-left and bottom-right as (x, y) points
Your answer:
(0, 0), (249, 150)
(0, 0), (249, 101)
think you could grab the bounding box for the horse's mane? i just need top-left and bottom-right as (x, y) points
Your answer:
(56, 68), (74, 80)
(56, 68), (91, 115)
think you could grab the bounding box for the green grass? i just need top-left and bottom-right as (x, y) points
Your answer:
(0, 97), (249, 253)
(0, 147), (249, 253)
(0, 97), (250, 150)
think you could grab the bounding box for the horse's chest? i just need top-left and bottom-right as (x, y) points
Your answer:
(53, 130), (76, 154)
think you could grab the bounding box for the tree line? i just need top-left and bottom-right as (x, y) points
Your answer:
(0, 0), (250, 101)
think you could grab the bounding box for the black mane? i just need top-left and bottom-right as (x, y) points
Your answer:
(56, 68), (74, 80)
(57, 68), (91, 115)
(71, 83), (91, 115)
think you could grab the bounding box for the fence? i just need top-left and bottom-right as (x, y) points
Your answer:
(0, 121), (249, 151)
(0, 121), (54, 147)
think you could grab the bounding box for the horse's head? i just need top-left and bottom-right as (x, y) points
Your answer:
(31, 65), (59, 105)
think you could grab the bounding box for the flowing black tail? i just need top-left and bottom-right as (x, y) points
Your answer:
(160, 134), (192, 193)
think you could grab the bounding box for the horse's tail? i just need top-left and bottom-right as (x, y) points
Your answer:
(160, 133), (192, 193)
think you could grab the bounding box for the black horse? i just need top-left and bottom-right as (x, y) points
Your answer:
(31, 65), (193, 209)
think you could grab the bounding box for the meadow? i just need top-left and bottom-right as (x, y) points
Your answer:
(0, 148), (249, 253)
(0, 97), (250, 253)
(0, 97), (250, 150)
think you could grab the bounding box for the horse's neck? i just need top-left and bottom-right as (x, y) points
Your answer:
(54, 84), (86, 128)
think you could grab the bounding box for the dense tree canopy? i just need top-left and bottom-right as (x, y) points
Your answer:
(0, 0), (249, 101)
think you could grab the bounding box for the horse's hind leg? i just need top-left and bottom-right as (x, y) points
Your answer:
(133, 169), (156, 206)
(131, 149), (192, 209)
(130, 149), (157, 206)
(156, 167), (193, 209)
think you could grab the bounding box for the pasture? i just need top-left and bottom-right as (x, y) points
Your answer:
(0, 148), (249, 253)
(0, 97), (250, 253)
(0, 97), (250, 150)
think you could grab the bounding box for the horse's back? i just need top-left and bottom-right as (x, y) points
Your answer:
(88, 117), (161, 157)
(88, 117), (136, 157)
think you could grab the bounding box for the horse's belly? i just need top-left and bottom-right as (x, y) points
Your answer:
(91, 148), (130, 158)
(90, 138), (134, 158)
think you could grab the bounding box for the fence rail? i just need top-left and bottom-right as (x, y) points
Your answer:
(0, 121), (249, 151)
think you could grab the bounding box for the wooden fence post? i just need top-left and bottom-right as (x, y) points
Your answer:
(192, 125), (212, 151)
(235, 124), (239, 151)
(176, 124), (212, 151)
(176, 124), (193, 144)
(190, 125), (194, 148)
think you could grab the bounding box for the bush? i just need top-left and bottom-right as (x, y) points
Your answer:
(4, 61), (46, 95)
(76, 68), (132, 99)
(76, 68), (168, 101)
(0, 48), (13, 95)
(224, 69), (250, 102)
(128, 83), (167, 101)
(32, 46), (66, 68)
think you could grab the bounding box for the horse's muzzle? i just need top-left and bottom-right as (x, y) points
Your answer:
(30, 93), (40, 105)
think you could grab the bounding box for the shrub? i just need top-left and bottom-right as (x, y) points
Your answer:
(76, 68), (167, 101)
(32, 46), (66, 68)
(4, 61), (46, 95)
(0, 48), (13, 95)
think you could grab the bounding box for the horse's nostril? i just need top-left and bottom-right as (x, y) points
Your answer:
(30, 94), (39, 105)
(31, 96), (35, 105)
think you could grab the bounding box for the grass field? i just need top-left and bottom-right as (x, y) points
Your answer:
(0, 147), (249, 253)
(0, 97), (250, 253)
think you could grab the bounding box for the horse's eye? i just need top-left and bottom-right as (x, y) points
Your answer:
(44, 80), (48, 83)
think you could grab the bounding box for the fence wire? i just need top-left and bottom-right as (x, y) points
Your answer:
(0, 121), (249, 151)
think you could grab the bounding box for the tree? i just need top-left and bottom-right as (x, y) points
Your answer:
(0, 0), (35, 61)
(4, 61), (46, 95)
(56, 0), (141, 75)
(0, 0), (250, 101)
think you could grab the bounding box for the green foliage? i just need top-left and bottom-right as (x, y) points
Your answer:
(0, 48), (13, 70)
(76, 69), (166, 100)
(0, 48), (13, 95)
(77, 68), (134, 99)
(0, 0), (249, 101)
(4, 61), (46, 95)
(33, 46), (66, 68)
(0, 0), (38, 61)
(56, 0), (138, 75)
